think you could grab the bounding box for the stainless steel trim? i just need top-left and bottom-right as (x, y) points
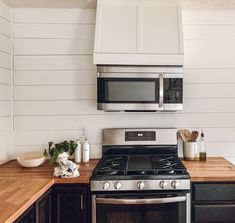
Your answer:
(92, 195), (96, 223)
(97, 103), (183, 111)
(91, 178), (190, 191)
(97, 103), (161, 111)
(159, 74), (164, 108)
(81, 194), (83, 210)
(186, 193), (191, 223)
(98, 73), (161, 78)
(164, 104), (183, 111)
(102, 128), (177, 146)
(165, 73), (183, 78)
(97, 65), (183, 74)
(98, 72), (182, 79)
(96, 196), (186, 205)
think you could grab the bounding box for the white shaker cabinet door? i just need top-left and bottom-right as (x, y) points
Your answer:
(94, 5), (138, 54)
(141, 6), (181, 54)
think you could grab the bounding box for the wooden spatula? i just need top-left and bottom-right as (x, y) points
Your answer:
(191, 131), (199, 142)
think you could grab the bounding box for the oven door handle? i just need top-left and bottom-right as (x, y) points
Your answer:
(96, 196), (186, 205)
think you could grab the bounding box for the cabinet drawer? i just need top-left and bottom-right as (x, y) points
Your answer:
(193, 184), (235, 201)
(193, 204), (235, 222)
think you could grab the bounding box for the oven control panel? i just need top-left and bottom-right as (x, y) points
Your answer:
(125, 131), (156, 141)
(91, 179), (191, 191)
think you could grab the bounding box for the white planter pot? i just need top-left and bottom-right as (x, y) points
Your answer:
(56, 152), (69, 163)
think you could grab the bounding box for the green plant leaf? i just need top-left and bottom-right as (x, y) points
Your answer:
(49, 141), (53, 149)
(43, 149), (49, 157)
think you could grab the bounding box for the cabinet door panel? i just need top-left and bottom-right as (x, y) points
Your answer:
(193, 204), (235, 222)
(53, 186), (87, 223)
(141, 6), (180, 54)
(14, 205), (35, 223)
(95, 5), (137, 53)
(36, 189), (52, 223)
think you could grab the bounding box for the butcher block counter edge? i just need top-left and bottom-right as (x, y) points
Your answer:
(0, 157), (235, 223)
(183, 157), (235, 182)
(2, 179), (54, 223)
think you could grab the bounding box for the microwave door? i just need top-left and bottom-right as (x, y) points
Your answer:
(97, 77), (160, 112)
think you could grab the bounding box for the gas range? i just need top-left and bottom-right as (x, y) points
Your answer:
(91, 128), (190, 192)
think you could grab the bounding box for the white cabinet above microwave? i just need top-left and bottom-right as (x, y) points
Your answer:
(94, 0), (184, 66)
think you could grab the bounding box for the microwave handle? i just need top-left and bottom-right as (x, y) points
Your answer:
(96, 196), (186, 205)
(159, 74), (164, 108)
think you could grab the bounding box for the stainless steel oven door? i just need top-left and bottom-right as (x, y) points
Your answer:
(92, 193), (191, 223)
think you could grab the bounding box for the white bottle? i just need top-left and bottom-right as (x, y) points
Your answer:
(82, 139), (90, 163)
(75, 140), (82, 163)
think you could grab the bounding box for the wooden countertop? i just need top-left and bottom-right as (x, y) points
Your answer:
(183, 157), (235, 182)
(0, 159), (99, 223)
(0, 157), (235, 222)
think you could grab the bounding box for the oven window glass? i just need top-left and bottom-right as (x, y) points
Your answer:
(96, 203), (184, 223)
(164, 78), (183, 103)
(104, 80), (158, 102)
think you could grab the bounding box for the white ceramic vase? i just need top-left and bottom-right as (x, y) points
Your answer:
(56, 152), (69, 163)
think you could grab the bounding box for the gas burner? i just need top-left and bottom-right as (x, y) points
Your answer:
(159, 156), (174, 162)
(111, 162), (121, 167)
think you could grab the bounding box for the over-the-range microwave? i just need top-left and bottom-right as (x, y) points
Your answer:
(97, 66), (183, 112)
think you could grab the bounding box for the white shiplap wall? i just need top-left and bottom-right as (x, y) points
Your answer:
(0, 0), (11, 164)
(13, 8), (235, 158)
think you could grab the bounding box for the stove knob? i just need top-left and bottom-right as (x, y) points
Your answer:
(137, 181), (145, 190)
(171, 181), (180, 189)
(114, 181), (122, 190)
(159, 181), (168, 189)
(102, 182), (110, 190)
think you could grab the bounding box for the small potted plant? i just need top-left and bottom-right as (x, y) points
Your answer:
(44, 140), (78, 164)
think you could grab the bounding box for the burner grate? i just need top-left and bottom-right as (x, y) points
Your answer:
(93, 155), (128, 176)
(153, 155), (187, 175)
(93, 155), (188, 177)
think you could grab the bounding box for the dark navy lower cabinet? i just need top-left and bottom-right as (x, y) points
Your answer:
(35, 188), (52, 223)
(192, 183), (235, 223)
(14, 184), (90, 223)
(14, 205), (35, 223)
(52, 184), (90, 223)
(14, 189), (52, 223)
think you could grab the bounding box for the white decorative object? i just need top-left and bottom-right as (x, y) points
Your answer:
(75, 140), (82, 163)
(54, 159), (80, 178)
(17, 153), (46, 168)
(56, 152), (69, 163)
(183, 142), (200, 161)
(82, 139), (90, 163)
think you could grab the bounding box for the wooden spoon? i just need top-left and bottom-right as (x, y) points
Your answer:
(184, 129), (191, 142)
(191, 131), (199, 142)
(179, 130), (187, 142)
(179, 129), (191, 142)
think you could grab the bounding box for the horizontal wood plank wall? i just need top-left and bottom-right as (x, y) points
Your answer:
(13, 8), (235, 158)
(0, 0), (11, 164)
